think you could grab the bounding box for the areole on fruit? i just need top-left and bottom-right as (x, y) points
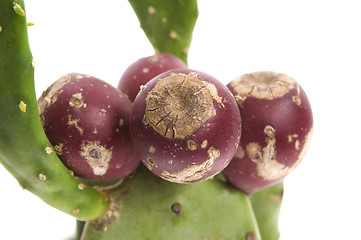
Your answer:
(80, 141), (113, 176)
(142, 72), (217, 139)
(229, 71), (297, 102)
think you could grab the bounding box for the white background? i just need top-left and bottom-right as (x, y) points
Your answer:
(1, 0), (361, 239)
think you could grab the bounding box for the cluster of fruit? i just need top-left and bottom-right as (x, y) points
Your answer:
(38, 53), (313, 195)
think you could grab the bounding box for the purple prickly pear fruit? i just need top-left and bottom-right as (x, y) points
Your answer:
(223, 71), (313, 195)
(38, 73), (140, 181)
(130, 68), (242, 183)
(117, 53), (187, 101)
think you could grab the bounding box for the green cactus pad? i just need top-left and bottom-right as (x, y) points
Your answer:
(250, 182), (284, 240)
(0, 0), (108, 220)
(80, 165), (261, 240)
(129, 0), (198, 64)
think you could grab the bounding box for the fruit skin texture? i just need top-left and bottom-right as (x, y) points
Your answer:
(223, 71), (313, 195)
(130, 68), (242, 184)
(38, 73), (139, 181)
(117, 53), (187, 102)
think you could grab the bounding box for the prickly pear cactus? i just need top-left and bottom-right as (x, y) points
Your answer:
(129, 0), (198, 64)
(251, 182), (284, 240)
(0, 0), (284, 239)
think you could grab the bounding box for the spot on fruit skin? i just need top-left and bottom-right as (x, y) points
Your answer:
(119, 118), (124, 126)
(292, 95), (301, 106)
(202, 80), (224, 107)
(287, 133), (298, 143)
(295, 139), (300, 150)
(38, 75), (70, 115)
(230, 71), (296, 102)
(264, 125), (275, 137)
(245, 126), (290, 181)
(234, 145), (245, 159)
(69, 93), (85, 108)
(257, 159), (288, 181)
(140, 85), (147, 91)
(144, 157), (155, 170)
(67, 115), (84, 135)
(292, 83), (302, 106)
(289, 127), (313, 171)
(149, 145), (156, 154)
(246, 142), (261, 160)
(201, 140), (208, 149)
(248, 125), (313, 181)
(143, 72), (216, 139)
(160, 146), (220, 183)
(54, 143), (64, 155)
(80, 141), (112, 176)
(187, 140), (197, 151)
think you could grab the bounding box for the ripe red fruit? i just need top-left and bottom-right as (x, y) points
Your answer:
(117, 53), (187, 101)
(223, 71), (313, 194)
(130, 68), (242, 183)
(38, 73), (140, 181)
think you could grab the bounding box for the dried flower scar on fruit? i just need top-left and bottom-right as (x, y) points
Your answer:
(223, 71), (313, 195)
(38, 73), (139, 181)
(130, 68), (242, 183)
(117, 53), (187, 102)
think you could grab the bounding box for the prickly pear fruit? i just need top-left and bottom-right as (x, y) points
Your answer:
(130, 68), (242, 183)
(223, 71), (313, 194)
(38, 73), (140, 181)
(80, 165), (261, 240)
(118, 53), (187, 101)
